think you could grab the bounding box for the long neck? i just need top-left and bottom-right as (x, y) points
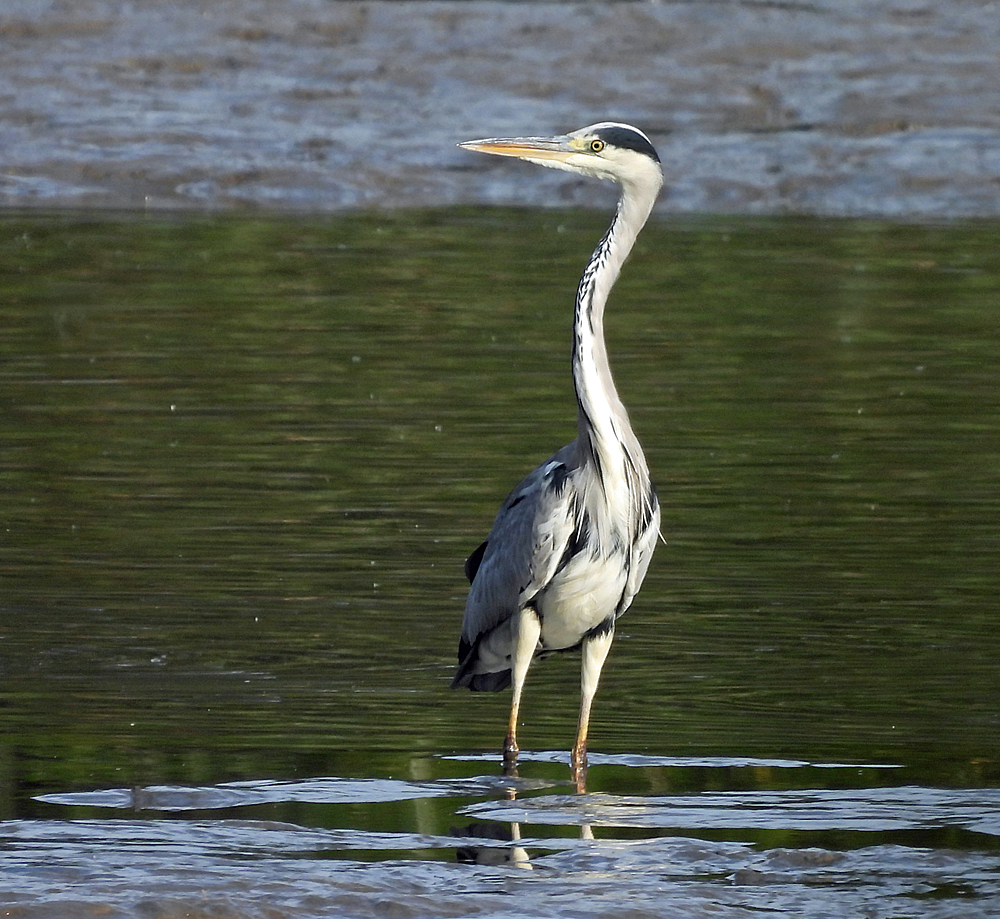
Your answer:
(572, 181), (656, 475)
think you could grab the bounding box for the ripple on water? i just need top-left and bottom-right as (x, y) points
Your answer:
(13, 764), (1000, 919)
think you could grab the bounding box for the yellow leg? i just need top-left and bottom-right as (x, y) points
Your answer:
(503, 607), (541, 775)
(571, 623), (614, 792)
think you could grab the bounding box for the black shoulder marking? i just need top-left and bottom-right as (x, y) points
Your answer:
(640, 481), (659, 531)
(465, 540), (488, 584)
(546, 461), (571, 493)
(554, 509), (591, 576)
(595, 125), (660, 163)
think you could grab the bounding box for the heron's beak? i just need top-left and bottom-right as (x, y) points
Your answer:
(458, 135), (577, 165)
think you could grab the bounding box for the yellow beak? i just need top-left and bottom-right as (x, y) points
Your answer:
(458, 135), (576, 165)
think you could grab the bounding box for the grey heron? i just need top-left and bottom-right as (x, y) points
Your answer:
(451, 122), (662, 790)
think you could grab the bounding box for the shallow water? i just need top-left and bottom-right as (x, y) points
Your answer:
(2, 209), (1000, 916)
(5, 0), (1000, 217)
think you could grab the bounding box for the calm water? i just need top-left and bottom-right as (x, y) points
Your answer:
(2, 209), (1000, 916)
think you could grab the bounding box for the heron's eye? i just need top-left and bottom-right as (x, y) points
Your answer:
(589, 139), (605, 153)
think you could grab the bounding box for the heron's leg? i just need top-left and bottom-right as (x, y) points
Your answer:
(503, 606), (541, 774)
(571, 621), (615, 791)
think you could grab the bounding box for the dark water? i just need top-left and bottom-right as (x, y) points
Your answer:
(2, 210), (1000, 916)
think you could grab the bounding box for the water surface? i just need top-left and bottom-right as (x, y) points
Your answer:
(1, 209), (999, 916)
(5, 0), (1000, 217)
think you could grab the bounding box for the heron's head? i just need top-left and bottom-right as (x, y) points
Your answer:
(459, 122), (662, 195)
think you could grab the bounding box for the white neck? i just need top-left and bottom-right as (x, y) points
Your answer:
(572, 175), (658, 475)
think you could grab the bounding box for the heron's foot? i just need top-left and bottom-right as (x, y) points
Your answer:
(570, 743), (588, 793)
(502, 733), (520, 777)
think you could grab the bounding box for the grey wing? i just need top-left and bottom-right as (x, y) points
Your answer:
(617, 491), (660, 618)
(453, 447), (578, 683)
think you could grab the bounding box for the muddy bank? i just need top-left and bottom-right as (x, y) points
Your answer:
(2, 0), (999, 217)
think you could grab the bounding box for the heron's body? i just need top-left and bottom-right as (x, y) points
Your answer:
(451, 123), (662, 788)
(458, 438), (657, 683)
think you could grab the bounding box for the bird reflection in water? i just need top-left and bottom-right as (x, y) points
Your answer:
(453, 782), (596, 868)
(453, 816), (533, 870)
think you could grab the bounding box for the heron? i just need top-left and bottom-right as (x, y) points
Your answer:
(451, 122), (663, 789)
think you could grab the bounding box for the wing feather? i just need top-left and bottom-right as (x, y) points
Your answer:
(460, 449), (577, 649)
(616, 484), (660, 617)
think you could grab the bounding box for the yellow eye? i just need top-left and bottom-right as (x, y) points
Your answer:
(589, 139), (605, 153)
